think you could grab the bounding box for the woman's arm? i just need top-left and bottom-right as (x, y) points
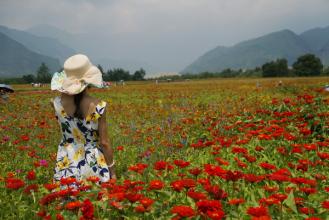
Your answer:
(98, 107), (116, 179)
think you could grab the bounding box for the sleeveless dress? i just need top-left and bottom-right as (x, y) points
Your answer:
(52, 96), (111, 183)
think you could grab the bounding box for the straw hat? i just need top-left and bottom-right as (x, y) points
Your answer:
(51, 54), (103, 95)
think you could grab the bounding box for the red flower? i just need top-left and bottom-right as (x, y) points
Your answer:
(196, 200), (223, 214)
(206, 210), (225, 220)
(149, 180), (164, 190)
(86, 176), (100, 183)
(117, 145), (124, 151)
(125, 193), (143, 203)
(174, 159), (190, 168)
(225, 170), (243, 181)
(187, 189), (207, 201)
(139, 197), (154, 208)
(60, 177), (77, 185)
(170, 180), (184, 192)
(23, 184), (38, 194)
(65, 201), (82, 210)
(322, 200), (329, 209)
(26, 170), (36, 180)
(43, 183), (58, 191)
(80, 199), (94, 220)
(154, 161), (174, 171)
(129, 163), (148, 174)
(21, 135), (30, 141)
(188, 168), (202, 176)
(171, 205), (195, 218)
(135, 205), (146, 213)
(247, 206), (269, 217)
(259, 162), (276, 170)
(299, 207), (314, 215)
(6, 177), (25, 190)
(228, 198), (245, 205)
(56, 213), (64, 220)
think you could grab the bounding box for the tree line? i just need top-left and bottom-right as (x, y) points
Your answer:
(179, 53), (328, 79)
(0, 64), (146, 84)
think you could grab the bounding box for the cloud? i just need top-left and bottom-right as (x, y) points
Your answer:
(0, 0), (328, 72)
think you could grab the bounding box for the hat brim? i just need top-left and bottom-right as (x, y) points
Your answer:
(51, 66), (103, 95)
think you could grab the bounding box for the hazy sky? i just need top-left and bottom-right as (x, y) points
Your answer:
(0, 0), (328, 73)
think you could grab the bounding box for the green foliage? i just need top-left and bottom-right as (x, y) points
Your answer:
(105, 68), (131, 81)
(293, 53), (323, 76)
(22, 74), (36, 83)
(36, 63), (51, 83)
(132, 68), (146, 81)
(262, 58), (288, 77)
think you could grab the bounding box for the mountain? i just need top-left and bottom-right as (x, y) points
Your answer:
(0, 25), (75, 63)
(0, 32), (60, 77)
(300, 25), (329, 51)
(26, 25), (158, 74)
(26, 24), (73, 44)
(182, 26), (329, 74)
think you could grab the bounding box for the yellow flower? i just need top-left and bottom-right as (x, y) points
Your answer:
(57, 156), (70, 170)
(73, 147), (85, 161)
(97, 154), (107, 167)
(73, 128), (86, 144)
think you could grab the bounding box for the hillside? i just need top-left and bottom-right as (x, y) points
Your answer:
(182, 27), (329, 74)
(0, 25), (75, 63)
(0, 32), (60, 77)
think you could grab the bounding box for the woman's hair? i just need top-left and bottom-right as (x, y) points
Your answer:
(73, 90), (85, 119)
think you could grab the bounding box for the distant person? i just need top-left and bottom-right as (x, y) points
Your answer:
(0, 84), (14, 102)
(50, 54), (116, 185)
(0, 89), (9, 102)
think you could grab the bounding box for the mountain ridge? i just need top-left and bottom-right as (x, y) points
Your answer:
(182, 26), (329, 74)
(0, 32), (60, 77)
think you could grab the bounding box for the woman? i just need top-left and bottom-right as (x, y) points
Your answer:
(50, 54), (116, 184)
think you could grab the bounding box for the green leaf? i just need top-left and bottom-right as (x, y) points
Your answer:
(283, 191), (297, 214)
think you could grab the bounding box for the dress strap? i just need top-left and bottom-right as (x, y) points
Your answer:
(85, 100), (107, 122)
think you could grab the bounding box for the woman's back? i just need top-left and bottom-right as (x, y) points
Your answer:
(52, 95), (110, 182)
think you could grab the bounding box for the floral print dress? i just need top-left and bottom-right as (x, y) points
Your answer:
(52, 96), (110, 183)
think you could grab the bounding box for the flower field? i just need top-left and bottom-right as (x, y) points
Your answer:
(1, 77), (329, 220)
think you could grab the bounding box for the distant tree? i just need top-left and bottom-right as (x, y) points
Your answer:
(107, 68), (131, 81)
(293, 54), (323, 76)
(322, 66), (329, 76)
(132, 68), (146, 81)
(262, 58), (288, 77)
(97, 64), (105, 75)
(36, 62), (51, 83)
(22, 74), (36, 83)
